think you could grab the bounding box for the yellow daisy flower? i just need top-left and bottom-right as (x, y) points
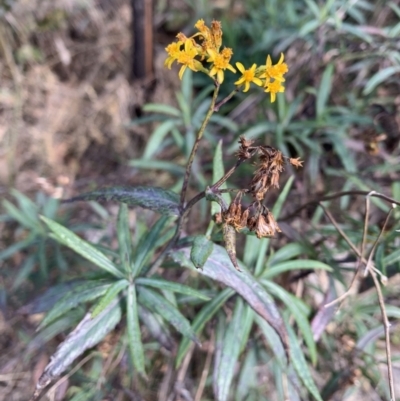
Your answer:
(263, 53), (288, 82)
(207, 48), (236, 84)
(234, 63), (263, 92)
(264, 80), (285, 103)
(176, 39), (199, 79)
(164, 41), (183, 69)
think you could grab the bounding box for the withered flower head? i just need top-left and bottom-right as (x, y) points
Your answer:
(289, 157), (303, 168)
(236, 136), (256, 160)
(247, 205), (281, 239)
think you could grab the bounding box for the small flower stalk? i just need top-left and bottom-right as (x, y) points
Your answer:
(165, 19), (288, 102)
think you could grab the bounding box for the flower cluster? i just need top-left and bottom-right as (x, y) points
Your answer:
(218, 137), (303, 239)
(165, 20), (288, 102)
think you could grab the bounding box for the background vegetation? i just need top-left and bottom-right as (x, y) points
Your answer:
(0, 0), (399, 400)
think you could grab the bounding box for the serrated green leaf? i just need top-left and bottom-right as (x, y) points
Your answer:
(117, 203), (133, 276)
(34, 299), (122, 392)
(215, 298), (244, 401)
(62, 186), (181, 217)
(190, 235), (214, 269)
(127, 284), (145, 374)
(133, 216), (170, 277)
(262, 260), (332, 280)
(136, 277), (210, 300)
(176, 288), (234, 367)
(91, 279), (129, 318)
(39, 282), (113, 330)
(287, 322), (323, 401)
(41, 216), (124, 279)
(137, 287), (199, 344)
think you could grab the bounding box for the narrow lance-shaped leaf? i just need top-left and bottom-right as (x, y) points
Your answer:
(91, 279), (129, 318)
(117, 203), (133, 276)
(62, 186), (181, 217)
(211, 140), (230, 216)
(41, 216), (124, 279)
(176, 288), (234, 367)
(171, 244), (289, 359)
(190, 235), (214, 270)
(138, 287), (200, 345)
(215, 298), (245, 401)
(287, 322), (323, 401)
(39, 282), (113, 330)
(133, 216), (170, 277)
(136, 277), (210, 301)
(31, 299), (122, 399)
(127, 284), (146, 374)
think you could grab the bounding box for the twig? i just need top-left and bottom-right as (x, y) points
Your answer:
(194, 331), (215, 401)
(282, 190), (400, 221)
(363, 200), (396, 401)
(214, 88), (239, 112)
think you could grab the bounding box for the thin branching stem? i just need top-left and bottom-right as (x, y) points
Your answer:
(282, 190), (400, 221)
(180, 83), (220, 206)
(363, 199), (396, 401)
(214, 88), (239, 111)
(321, 199), (396, 401)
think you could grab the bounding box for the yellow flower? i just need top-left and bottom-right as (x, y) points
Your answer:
(164, 41), (183, 69)
(176, 39), (199, 79)
(234, 62), (263, 92)
(262, 53), (288, 82)
(207, 48), (236, 83)
(264, 80), (285, 103)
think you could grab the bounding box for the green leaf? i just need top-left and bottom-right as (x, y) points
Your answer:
(137, 287), (199, 344)
(41, 216), (124, 279)
(2, 199), (40, 232)
(39, 281), (113, 329)
(136, 277), (210, 300)
(190, 235), (214, 269)
(268, 243), (306, 265)
(62, 186), (181, 217)
(287, 322), (323, 401)
(316, 63), (334, 118)
(33, 299), (122, 392)
(171, 245), (288, 358)
(215, 298), (245, 401)
(133, 216), (170, 277)
(262, 260), (332, 280)
(363, 66), (400, 95)
(263, 280), (317, 365)
(211, 140), (230, 216)
(176, 288), (234, 367)
(143, 120), (177, 159)
(91, 279), (129, 318)
(0, 234), (36, 261)
(127, 284), (145, 374)
(142, 103), (180, 117)
(12, 254), (37, 290)
(117, 203), (133, 276)
(236, 348), (258, 401)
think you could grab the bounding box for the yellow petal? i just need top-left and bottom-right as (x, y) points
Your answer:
(236, 62), (245, 73)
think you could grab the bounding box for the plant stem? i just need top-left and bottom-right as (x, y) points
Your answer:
(214, 88), (239, 112)
(180, 83), (220, 207)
